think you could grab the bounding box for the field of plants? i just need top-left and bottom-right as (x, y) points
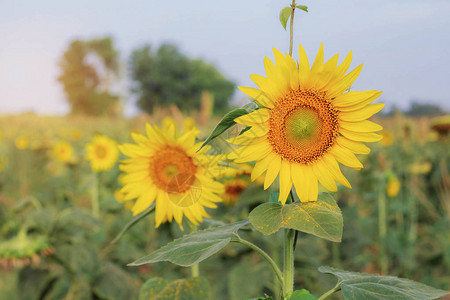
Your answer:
(0, 110), (448, 300)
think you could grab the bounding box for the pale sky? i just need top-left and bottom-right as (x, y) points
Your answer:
(1, 0), (449, 115)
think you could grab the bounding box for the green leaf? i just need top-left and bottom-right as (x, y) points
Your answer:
(319, 266), (449, 300)
(249, 193), (343, 242)
(54, 243), (100, 278)
(229, 262), (272, 300)
(279, 6), (292, 30)
(139, 277), (210, 300)
(93, 263), (134, 300)
(288, 289), (317, 300)
(296, 5), (308, 12)
(269, 191), (281, 204)
(199, 108), (249, 151)
(129, 220), (250, 267)
(110, 205), (155, 244)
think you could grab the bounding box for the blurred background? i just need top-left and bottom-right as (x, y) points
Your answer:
(0, 1), (449, 299)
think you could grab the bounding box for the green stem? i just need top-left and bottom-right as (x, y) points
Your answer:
(91, 171), (99, 218)
(188, 223), (199, 277)
(318, 283), (341, 300)
(378, 186), (387, 274)
(230, 238), (283, 285)
(283, 229), (295, 298)
(289, 0), (296, 56)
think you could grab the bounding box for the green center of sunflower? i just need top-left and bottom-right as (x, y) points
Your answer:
(95, 146), (107, 159)
(285, 108), (320, 145)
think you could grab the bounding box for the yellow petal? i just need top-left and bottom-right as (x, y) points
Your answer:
(340, 128), (383, 142)
(334, 90), (382, 108)
(250, 74), (280, 100)
(322, 154), (352, 188)
(330, 146), (363, 169)
(336, 136), (371, 155)
(298, 44), (310, 86)
(340, 120), (383, 133)
(312, 160), (338, 192)
(328, 64), (363, 98)
(302, 166), (318, 202)
(251, 153), (275, 181)
(264, 155), (281, 189)
(235, 109), (271, 125)
(339, 103), (385, 122)
(285, 53), (300, 90)
(154, 191), (167, 228)
(291, 163), (307, 202)
(278, 160), (292, 205)
(238, 86), (274, 108)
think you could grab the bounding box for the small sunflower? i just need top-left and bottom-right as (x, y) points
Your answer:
(15, 136), (29, 150)
(222, 178), (250, 205)
(229, 44), (384, 204)
(85, 135), (119, 172)
(386, 177), (400, 198)
(119, 121), (225, 229)
(53, 141), (74, 163)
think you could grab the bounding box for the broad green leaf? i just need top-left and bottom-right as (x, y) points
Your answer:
(296, 5), (308, 12)
(269, 191), (281, 204)
(93, 262), (134, 300)
(319, 266), (449, 300)
(249, 193), (343, 242)
(54, 243), (100, 278)
(199, 108), (249, 151)
(288, 289), (317, 300)
(139, 277), (169, 300)
(279, 6), (292, 30)
(229, 262), (271, 300)
(139, 277), (210, 300)
(129, 220), (249, 267)
(110, 205), (155, 244)
(18, 267), (54, 300)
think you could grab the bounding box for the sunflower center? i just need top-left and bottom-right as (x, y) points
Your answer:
(95, 146), (107, 159)
(150, 146), (197, 194)
(268, 88), (339, 164)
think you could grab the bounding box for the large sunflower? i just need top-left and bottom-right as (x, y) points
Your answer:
(85, 135), (119, 172)
(119, 121), (225, 229)
(229, 44), (384, 205)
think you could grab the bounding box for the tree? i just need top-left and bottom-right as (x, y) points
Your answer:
(58, 37), (121, 116)
(406, 101), (446, 117)
(130, 44), (235, 114)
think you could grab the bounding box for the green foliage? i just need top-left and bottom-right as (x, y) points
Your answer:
(279, 7), (292, 30)
(110, 205), (155, 244)
(279, 5), (308, 30)
(139, 277), (211, 300)
(130, 220), (250, 267)
(319, 266), (449, 300)
(200, 108), (250, 150)
(93, 262), (134, 300)
(130, 44), (235, 113)
(249, 193), (343, 242)
(288, 289), (317, 300)
(229, 261), (272, 300)
(58, 37), (121, 116)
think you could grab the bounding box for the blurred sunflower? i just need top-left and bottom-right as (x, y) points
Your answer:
(85, 135), (119, 172)
(15, 135), (29, 150)
(229, 44), (384, 204)
(222, 178), (249, 205)
(0, 229), (53, 271)
(53, 141), (74, 163)
(386, 177), (400, 198)
(119, 120), (225, 229)
(379, 130), (394, 146)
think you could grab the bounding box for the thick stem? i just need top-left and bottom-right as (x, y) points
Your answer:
(230, 238), (283, 285)
(283, 229), (295, 297)
(91, 171), (99, 218)
(188, 223), (200, 277)
(318, 283), (341, 300)
(289, 0), (296, 56)
(378, 186), (388, 274)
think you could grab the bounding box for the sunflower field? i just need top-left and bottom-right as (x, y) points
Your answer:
(1, 3), (450, 300)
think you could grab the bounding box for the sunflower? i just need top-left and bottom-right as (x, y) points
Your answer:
(85, 135), (119, 172)
(228, 44), (384, 204)
(119, 121), (225, 229)
(53, 141), (74, 163)
(15, 136), (29, 150)
(222, 178), (249, 205)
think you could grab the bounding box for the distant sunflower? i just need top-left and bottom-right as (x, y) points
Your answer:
(229, 44), (384, 204)
(53, 141), (73, 163)
(85, 135), (119, 172)
(119, 120), (225, 229)
(15, 136), (29, 150)
(222, 178), (249, 205)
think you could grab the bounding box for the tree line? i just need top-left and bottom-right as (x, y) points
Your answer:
(58, 37), (235, 116)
